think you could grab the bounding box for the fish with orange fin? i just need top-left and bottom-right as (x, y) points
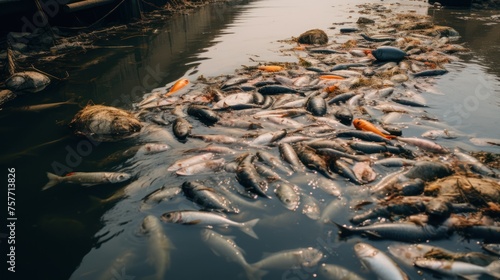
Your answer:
(319, 75), (345, 80)
(258, 65), (284, 72)
(164, 78), (189, 96)
(353, 118), (397, 140)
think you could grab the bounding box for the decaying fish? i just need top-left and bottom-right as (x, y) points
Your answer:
(42, 171), (131, 190)
(141, 215), (173, 280)
(160, 210), (259, 239)
(354, 242), (409, 280)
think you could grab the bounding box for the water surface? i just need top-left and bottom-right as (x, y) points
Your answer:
(1, 1), (499, 279)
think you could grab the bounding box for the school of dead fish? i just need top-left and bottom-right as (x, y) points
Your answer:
(44, 3), (500, 280)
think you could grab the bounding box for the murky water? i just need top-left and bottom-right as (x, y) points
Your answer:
(1, 0), (499, 279)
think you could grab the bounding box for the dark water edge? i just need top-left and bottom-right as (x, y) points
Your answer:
(1, 1), (255, 279)
(0, 0), (498, 280)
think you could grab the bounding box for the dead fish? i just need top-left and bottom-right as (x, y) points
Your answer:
(175, 158), (226, 176)
(397, 137), (449, 154)
(354, 242), (409, 280)
(318, 263), (366, 280)
(421, 129), (459, 140)
(189, 134), (241, 145)
(403, 161), (452, 182)
(201, 229), (265, 280)
(258, 85), (302, 95)
(301, 194), (320, 220)
(140, 185), (182, 210)
(172, 117), (192, 141)
(353, 161), (377, 183)
(412, 69), (448, 77)
(293, 143), (335, 180)
(453, 148), (496, 177)
(331, 159), (364, 185)
(389, 243), (498, 267)
(42, 171), (131, 190)
(414, 258), (500, 279)
(160, 210), (259, 239)
(278, 143), (304, 171)
(181, 181), (238, 213)
(361, 33), (396, 42)
(184, 144), (237, 155)
(187, 104), (220, 125)
(6, 71), (51, 92)
(373, 158), (416, 168)
(141, 215), (173, 280)
(249, 129), (287, 147)
(333, 221), (452, 242)
(217, 118), (263, 130)
(166, 153), (215, 171)
(271, 180), (300, 211)
(371, 46), (407, 62)
(256, 150), (293, 175)
(306, 95), (327, 116)
(332, 106), (353, 126)
(320, 198), (345, 224)
(249, 247), (323, 271)
(13, 99), (77, 112)
(236, 153), (270, 198)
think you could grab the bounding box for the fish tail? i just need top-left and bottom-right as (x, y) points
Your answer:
(243, 264), (267, 280)
(486, 260), (500, 278)
(331, 221), (356, 238)
(42, 172), (62, 191)
(240, 218), (260, 239)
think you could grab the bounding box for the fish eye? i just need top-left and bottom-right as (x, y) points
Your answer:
(166, 213), (172, 218)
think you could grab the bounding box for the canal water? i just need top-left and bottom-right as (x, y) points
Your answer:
(1, 0), (499, 279)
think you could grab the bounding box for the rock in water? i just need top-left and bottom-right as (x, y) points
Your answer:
(6, 71), (51, 93)
(371, 46), (407, 62)
(69, 105), (142, 142)
(297, 29), (328, 45)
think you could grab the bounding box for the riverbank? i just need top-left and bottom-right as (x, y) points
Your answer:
(0, 0), (232, 98)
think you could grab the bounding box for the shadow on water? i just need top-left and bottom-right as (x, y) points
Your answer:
(0, 1), (254, 279)
(429, 7), (500, 77)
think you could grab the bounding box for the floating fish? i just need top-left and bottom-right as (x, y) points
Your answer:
(42, 171), (131, 190)
(160, 210), (259, 239)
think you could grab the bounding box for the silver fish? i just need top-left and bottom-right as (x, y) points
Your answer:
(354, 242), (409, 280)
(301, 193), (321, 220)
(42, 171), (131, 190)
(166, 153), (214, 171)
(272, 180), (300, 211)
(181, 181), (238, 213)
(140, 185), (182, 211)
(388, 243), (498, 267)
(175, 158), (226, 176)
(160, 210), (259, 239)
(415, 258), (500, 279)
(141, 215), (173, 280)
(397, 137), (449, 154)
(318, 263), (366, 280)
(250, 247), (323, 270)
(201, 229), (265, 280)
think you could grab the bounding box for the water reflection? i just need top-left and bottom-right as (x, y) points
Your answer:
(2, 0), (500, 279)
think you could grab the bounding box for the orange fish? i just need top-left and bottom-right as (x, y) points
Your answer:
(165, 78), (189, 96)
(258, 65), (284, 72)
(319, 75), (345, 80)
(352, 118), (396, 140)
